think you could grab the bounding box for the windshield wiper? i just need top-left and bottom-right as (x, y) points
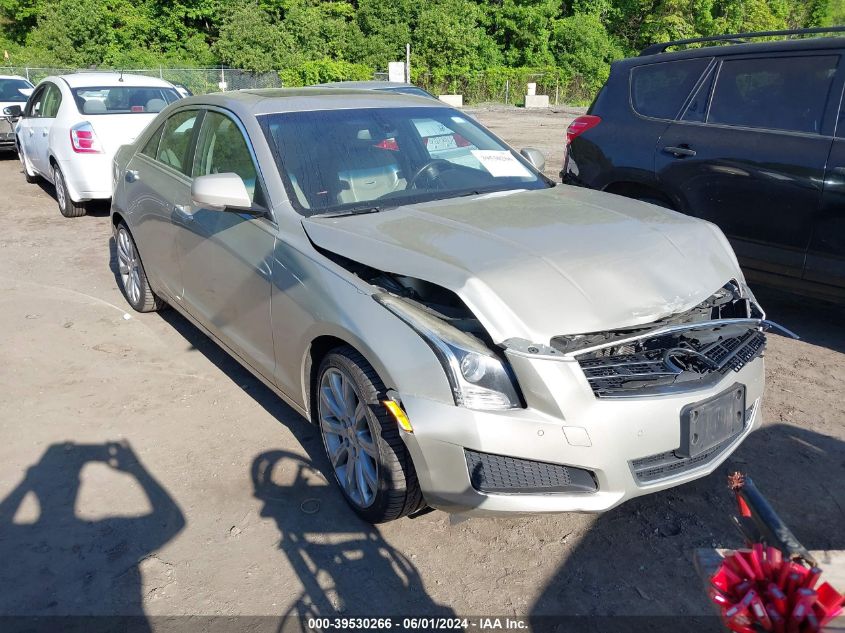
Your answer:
(313, 206), (382, 218)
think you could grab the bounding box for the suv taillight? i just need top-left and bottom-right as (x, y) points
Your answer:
(70, 122), (103, 154)
(566, 115), (601, 145)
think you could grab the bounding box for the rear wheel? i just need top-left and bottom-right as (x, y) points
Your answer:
(316, 347), (424, 523)
(115, 222), (164, 313)
(53, 164), (87, 217)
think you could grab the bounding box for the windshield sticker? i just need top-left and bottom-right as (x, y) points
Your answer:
(425, 134), (459, 152)
(471, 150), (532, 178)
(412, 119), (454, 137)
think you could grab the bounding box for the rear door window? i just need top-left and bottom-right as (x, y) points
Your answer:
(631, 58), (711, 120)
(708, 56), (839, 134)
(41, 84), (62, 118)
(155, 110), (200, 176)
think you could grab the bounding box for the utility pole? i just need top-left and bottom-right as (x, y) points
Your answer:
(405, 44), (411, 84)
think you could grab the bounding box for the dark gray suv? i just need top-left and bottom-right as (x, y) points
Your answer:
(562, 27), (845, 303)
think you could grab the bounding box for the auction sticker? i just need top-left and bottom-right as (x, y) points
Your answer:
(471, 150), (532, 178)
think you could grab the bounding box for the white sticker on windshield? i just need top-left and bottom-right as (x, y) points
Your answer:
(471, 150), (532, 178)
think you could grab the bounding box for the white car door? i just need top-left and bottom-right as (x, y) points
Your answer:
(17, 84), (46, 167)
(30, 82), (62, 177)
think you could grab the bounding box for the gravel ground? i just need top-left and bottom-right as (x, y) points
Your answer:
(0, 105), (843, 626)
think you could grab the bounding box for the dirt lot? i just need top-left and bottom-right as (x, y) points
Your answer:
(0, 106), (843, 627)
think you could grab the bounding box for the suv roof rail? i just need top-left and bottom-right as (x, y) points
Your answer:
(640, 25), (845, 56)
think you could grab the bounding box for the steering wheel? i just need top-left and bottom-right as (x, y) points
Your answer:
(408, 159), (457, 189)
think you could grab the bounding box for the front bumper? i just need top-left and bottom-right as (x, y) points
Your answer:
(0, 118), (16, 148)
(399, 355), (764, 516)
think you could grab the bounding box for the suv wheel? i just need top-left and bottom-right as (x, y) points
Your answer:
(115, 222), (164, 312)
(316, 347), (424, 523)
(53, 164), (87, 217)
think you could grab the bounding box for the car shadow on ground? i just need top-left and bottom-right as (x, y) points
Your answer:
(529, 422), (845, 630)
(144, 298), (455, 622)
(0, 441), (185, 631)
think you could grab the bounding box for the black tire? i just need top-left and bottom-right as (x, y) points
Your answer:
(316, 346), (424, 523)
(115, 221), (165, 313)
(52, 164), (87, 217)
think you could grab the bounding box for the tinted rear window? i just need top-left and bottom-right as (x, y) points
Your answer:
(71, 86), (180, 115)
(708, 56), (838, 134)
(631, 58), (710, 119)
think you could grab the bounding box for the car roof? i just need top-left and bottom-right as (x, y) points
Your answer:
(0, 75), (31, 82)
(175, 87), (448, 116)
(316, 81), (417, 90)
(625, 35), (845, 67)
(49, 72), (176, 89)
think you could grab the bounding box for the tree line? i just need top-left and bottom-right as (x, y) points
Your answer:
(0, 0), (841, 101)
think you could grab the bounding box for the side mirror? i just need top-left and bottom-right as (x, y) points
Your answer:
(520, 147), (546, 173)
(191, 173), (253, 211)
(3, 105), (23, 118)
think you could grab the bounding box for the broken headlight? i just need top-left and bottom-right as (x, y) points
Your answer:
(374, 293), (520, 410)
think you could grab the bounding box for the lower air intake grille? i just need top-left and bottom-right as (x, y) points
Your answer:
(464, 449), (597, 494)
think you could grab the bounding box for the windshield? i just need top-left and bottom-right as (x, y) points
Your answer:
(259, 106), (548, 216)
(71, 86), (181, 115)
(0, 78), (33, 103)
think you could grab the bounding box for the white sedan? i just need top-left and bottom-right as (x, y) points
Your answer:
(14, 72), (181, 217)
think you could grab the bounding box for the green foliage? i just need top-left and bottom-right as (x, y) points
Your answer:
(0, 0), (831, 104)
(550, 13), (624, 97)
(279, 58), (373, 86)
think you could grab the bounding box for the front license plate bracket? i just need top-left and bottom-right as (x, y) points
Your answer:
(677, 383), (746, 459)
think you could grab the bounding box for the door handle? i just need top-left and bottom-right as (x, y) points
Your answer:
(173, 204), (193, 221)
(663, 145), (697, 158)
(125, 170), (139, 183)
(41, 130), (48, 137)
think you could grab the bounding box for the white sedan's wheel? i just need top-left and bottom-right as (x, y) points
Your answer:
(52, 165), (86, 218)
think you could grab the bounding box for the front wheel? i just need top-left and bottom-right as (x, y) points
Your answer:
(18, 142), (38, 184)
(53, 164), (86, 217)
(316, 347), (424, 523)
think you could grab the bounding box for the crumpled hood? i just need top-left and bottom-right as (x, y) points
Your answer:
(302, 185), (743, 344)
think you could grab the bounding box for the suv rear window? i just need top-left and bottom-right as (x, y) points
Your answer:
(631, 58), (710, 119)
(71, 86), (180, 115)
(708, 56), (838, 134)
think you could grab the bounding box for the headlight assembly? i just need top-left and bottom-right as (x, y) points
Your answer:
(374, 293), (520, 411)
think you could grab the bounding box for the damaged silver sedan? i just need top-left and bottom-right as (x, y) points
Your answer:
(110, 89), (770, 522)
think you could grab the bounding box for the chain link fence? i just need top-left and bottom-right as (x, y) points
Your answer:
(412, 69), (593, 106)
(2, 67), (282, 95)
(3, 65), (590, 105)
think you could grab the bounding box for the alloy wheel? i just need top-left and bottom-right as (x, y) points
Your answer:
(117, 226), (142, 306)
(318, 367), (379, 508)
(53, 167), (66, 210)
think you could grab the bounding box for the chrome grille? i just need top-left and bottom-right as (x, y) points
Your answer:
(578, 327), (766, 398)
